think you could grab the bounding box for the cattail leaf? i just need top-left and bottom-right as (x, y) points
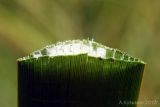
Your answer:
(17, 39), (145, 107)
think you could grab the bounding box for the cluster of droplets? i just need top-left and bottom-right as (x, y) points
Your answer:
(18, 39), (142, 62)
(30, 40), (107, 59)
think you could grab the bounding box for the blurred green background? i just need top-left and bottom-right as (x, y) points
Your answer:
(0, 0), (160, 107)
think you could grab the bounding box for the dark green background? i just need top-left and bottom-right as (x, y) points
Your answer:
(0, 0), (159, 107)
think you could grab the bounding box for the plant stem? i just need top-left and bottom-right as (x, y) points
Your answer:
(17, 39), (145, 107)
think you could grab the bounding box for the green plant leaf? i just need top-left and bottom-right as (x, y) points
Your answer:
(17, 39), (145, 107)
